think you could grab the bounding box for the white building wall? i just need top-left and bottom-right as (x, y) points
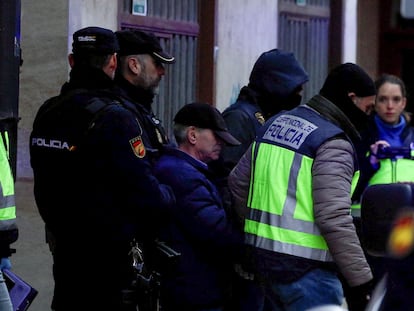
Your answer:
(342, 0), (357, 63)
(18, 0), (119, 179)
(19, 0), (68, 179)
(67, 0), (118, 54)
(214, 0), (278, 112)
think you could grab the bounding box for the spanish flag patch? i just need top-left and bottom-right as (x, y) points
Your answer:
(130, 136), (146, 158)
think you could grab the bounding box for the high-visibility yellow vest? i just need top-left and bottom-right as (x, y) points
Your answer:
(369, 158), (414, 185)
(0, 131), (16, 228)
(244, 107), (359, 262)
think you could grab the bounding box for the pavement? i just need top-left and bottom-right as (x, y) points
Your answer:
(13, 179), (53, 311)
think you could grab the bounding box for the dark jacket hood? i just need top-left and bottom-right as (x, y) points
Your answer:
(248, 49), (308, 99)
(247, 49), (309, 117)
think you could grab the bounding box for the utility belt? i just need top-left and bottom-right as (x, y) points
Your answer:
(122, 239), (180, 311)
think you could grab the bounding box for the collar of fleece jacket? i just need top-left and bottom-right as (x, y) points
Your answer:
(307, 94), (361, 144)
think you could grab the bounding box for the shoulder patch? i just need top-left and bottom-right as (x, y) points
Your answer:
(255, 112), (265, 125)
(130, 136), (146, 158)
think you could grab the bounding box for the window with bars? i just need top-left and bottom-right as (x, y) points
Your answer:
(278, 0), (330, 103)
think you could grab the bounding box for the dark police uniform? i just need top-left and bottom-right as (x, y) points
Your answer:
(30, 64), (174, 311)
(114, 75), (170, 161)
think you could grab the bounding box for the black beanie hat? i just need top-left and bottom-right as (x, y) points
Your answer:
(319, 63), (375, 133)
(320, 63), (376, 98)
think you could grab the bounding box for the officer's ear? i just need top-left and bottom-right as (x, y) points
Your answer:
(104, 53), (118, 80)
(348, 92), (357, 102)
(109, 53), (117, 71)
(68, 54), (75, 68)
(128, 56), (141, 75)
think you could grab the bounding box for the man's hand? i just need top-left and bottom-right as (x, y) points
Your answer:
(348, 280), (374, 311)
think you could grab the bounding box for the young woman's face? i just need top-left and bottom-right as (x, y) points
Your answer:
(375, 82), (406, 125)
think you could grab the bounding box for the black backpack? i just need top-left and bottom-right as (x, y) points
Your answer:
(30, 89), (121, 229)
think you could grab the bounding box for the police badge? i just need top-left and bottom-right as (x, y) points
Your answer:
(130, 136), (146, 158)
(254, 112), (265, 125)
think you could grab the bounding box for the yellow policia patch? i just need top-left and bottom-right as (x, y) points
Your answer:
(130, 136), (146, 158)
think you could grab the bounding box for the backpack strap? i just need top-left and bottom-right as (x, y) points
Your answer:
(83, 96), (122, 131)
(33, 88), (89, 127)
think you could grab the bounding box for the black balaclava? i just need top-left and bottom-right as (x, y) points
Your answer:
(319, 63), (376, 133)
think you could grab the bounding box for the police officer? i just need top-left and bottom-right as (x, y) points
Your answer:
(30, 26), (175, 311)
(229, 63), (375, 310)
(114, 29), (175, 162)
(354, 74), (414, 308)
(365, 74), (414, 187)
(0, 120), (18, 311)
(113, 29), (177, 310)
(219, 49), (308, 311)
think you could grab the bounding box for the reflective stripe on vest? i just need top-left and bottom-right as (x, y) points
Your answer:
(351, 203), (361, 217)
(369, 158), (414, 185)
(350, 170), (361, 216)
(244, 107), (359, 262)
(245, 140), (359, 262)
(0, 131), (16, 228)
(245, 142), (332, 261)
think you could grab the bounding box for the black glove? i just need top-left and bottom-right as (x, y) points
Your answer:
(346, 280), (374, 311)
